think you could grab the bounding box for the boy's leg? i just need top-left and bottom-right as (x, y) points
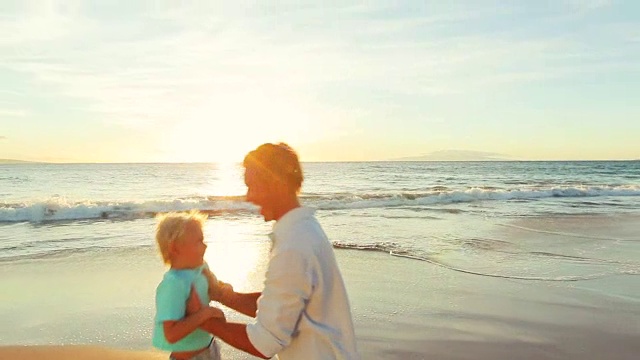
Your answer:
(209, 339), (222, 360)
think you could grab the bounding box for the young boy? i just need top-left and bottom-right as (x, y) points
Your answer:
(153, 211), (226, 360)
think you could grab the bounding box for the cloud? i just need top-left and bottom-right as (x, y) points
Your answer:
(0, 1), (88, 46)
(0, 1), (637, 132)
(563, 0), (613, 14)
(0, 136), (7, 140)
(0, 109), (27, 118)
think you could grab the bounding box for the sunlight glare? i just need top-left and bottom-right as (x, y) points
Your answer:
(165, 89), (323, 163)
(202, 220), (270, 293)
(201, 162), (246, 197)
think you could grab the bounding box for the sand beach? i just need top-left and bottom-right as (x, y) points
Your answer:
(1, 214), (639, 360)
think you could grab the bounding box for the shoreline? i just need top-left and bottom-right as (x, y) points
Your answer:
(1, 215), (639, 359)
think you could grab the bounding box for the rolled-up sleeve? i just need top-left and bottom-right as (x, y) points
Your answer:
(246, 248), (313, 357)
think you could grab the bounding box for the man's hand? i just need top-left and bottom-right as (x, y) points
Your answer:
(202, 266), (235, 302)
(186, 286), (203, 315)
(201, 265), (260, 318)
(186, 286), (226, 321)
(163, 286), (226, 344)
(218, 282), (235, 304)
(202, 306), (226, 321)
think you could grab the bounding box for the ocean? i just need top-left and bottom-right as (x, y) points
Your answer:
(2, 161), (640, 281)
(2, 161), (640, 358)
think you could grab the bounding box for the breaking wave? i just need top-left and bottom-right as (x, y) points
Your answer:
(2, 185), (639, 223)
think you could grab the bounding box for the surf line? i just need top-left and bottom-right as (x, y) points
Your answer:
(496, 223), (639, 242)
(334, 242), (622, 282)
(388, 251), (615, 282)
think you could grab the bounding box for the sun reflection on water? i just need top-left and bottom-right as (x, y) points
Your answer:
(203, 162), (246, 198)
(202, 219), (271, 292)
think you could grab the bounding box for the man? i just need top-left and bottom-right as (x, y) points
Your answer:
(197, 143), (359, 359)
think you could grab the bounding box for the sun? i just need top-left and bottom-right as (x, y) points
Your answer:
(162, 89), (324, 163)
(164, 120), (255, 163)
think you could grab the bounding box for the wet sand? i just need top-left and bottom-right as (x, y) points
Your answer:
(1, 215), (639, 360)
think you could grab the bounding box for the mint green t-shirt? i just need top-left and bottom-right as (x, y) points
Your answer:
(152, 264), (213, 352)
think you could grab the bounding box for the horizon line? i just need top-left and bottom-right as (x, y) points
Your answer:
(2, 159), (639, 165)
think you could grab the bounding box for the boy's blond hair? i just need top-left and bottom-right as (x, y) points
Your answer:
(155, 211), (208, 265)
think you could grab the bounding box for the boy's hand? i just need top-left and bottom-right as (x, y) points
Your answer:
(187, 286), (226, 322)
(186, 286), (203, 315)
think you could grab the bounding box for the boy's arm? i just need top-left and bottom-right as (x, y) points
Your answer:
(185, 288), (267, 358)
(203, 267), (261, 317)
(163, 305), (224, 344)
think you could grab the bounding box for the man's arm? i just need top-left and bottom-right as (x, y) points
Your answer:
(185, 286), (266, 357)
(242, 248), (313, 358)
(202, 267), (261, 317)
(201, 249), (313, 358)
(200, 320), (268, 359)
(219, 291), (261, 318)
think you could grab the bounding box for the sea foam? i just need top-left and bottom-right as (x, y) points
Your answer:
(2, 185), (639, 223)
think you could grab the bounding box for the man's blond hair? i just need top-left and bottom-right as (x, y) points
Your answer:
(155, 211), (207, 265)
(243, 142), (303, 192)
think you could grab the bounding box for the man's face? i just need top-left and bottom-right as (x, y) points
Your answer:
(244, 166), (277, 222)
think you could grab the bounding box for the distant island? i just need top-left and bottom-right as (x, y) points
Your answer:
(392, 150), (512, 161)
(0, 159), (41, 164)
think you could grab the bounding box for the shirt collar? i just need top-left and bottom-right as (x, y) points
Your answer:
(269, 206), (316, 242)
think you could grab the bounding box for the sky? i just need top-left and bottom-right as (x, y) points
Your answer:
(0, 0), (639, 163)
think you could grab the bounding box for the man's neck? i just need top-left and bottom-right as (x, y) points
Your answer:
(273, 196), (301, 222)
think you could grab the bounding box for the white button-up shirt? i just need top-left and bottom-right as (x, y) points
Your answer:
(246, 207), (360, 360)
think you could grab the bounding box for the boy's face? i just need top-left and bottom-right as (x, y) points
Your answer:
(174, 220), (207, 267)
